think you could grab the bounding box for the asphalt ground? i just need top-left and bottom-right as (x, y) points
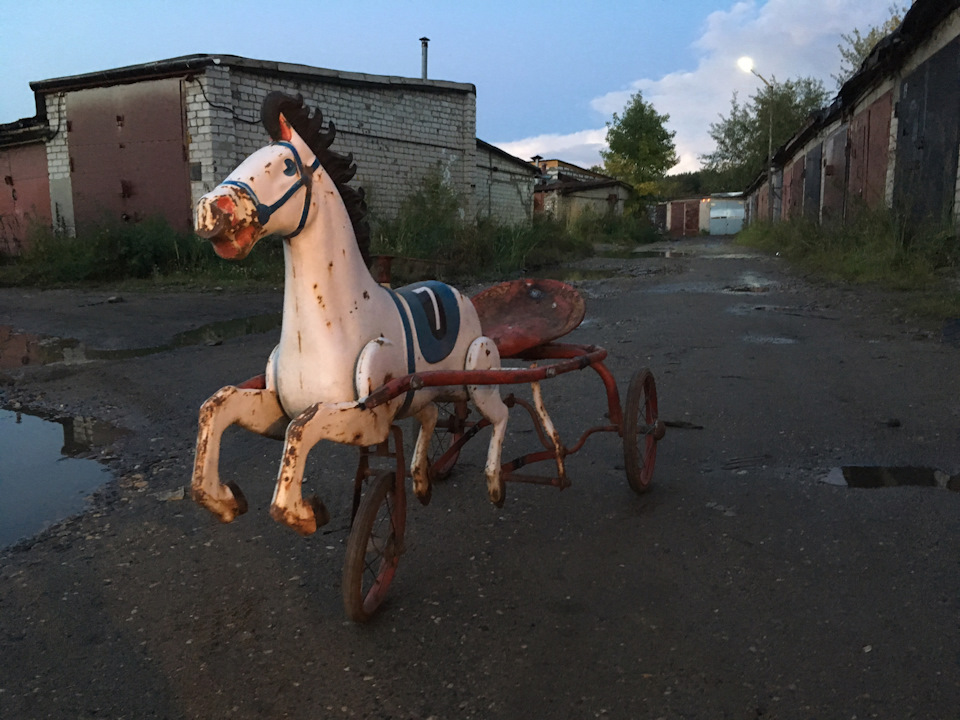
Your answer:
(1, 236), (958, 719)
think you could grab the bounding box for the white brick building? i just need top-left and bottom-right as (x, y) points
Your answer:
(0, 54), (537, 248)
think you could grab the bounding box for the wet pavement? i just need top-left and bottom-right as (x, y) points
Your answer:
(0, 407), (113, 546)
(0, 236), (958, 719)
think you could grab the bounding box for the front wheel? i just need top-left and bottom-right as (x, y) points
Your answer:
(622, 368), (664, 494)
(342, 470), (406, 622)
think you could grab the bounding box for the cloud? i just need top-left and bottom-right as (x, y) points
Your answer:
(494, 0), (895, 177)
(495, 128), (608, 170)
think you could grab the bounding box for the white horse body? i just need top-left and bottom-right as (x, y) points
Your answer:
(191, 92), (508, 535)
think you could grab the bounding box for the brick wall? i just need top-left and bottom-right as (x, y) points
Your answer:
(475, 143), (535, 225)
(43, 93), (75, 234)
(31, 56), (479, 234)
(185, 61), (477, 223)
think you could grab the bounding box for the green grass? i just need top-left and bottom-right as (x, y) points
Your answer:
(370, 171), (659, 282)
(736, 209), (960, 322)
(0, 217), (285, 289)
(0, 173), (658, 289)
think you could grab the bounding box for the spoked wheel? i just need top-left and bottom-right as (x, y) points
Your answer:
(427, 401), (469, 483)
(622, 368), (665, 494)
(342, 469), (407, 622)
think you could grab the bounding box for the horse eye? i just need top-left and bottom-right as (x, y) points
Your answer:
(283, 159), (298, 176)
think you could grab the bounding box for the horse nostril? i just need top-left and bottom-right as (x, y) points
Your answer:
(197, 212), (228, 239)
(196, 199), (230, 238)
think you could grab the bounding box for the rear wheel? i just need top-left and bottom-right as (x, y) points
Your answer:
(427, 401), (468, 482)
(342, 470), (406, 622)
(623, 368), (663, 494)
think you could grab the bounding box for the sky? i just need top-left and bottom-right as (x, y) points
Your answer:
(0, 0), (897, 174)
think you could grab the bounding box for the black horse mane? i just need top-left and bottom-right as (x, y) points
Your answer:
(260, 92), (370, 264)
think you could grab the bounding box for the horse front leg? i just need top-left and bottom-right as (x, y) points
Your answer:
(465, 337), (510, 507)
(271, 401), (394, 535)
(192, 382), (288, 523)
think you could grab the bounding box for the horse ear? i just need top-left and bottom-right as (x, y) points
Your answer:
(277, 113), (294, 142)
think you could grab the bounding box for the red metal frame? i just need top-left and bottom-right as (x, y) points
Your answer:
(359, 343), (608, 408)
(357, 342), (625, 488)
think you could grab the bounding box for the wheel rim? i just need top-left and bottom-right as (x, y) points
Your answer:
(623, 369), (659, 493)
(428, 401), (467, 482)
(343, 470), (406, 621)
(360, 487), (401, 614)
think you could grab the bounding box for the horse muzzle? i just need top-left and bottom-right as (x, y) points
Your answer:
(195, 189), (263, 260)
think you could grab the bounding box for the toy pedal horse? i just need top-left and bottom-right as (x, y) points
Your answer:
(191, 92), (509, 535)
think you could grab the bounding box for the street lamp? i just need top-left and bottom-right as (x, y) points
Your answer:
(738, 56), (775, 222)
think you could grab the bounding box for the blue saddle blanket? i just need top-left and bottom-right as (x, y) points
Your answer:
(394, 281), (461, 364)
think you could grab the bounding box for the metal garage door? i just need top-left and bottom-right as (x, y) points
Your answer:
(67, 78), (191, 232)
(894, 37), (960, 224)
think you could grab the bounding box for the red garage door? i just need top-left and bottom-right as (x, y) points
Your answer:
(67, 78), (191, 232)
(0, 142), (51, 254)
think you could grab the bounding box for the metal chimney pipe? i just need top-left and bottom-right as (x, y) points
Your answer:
(420, 37), (429, 80)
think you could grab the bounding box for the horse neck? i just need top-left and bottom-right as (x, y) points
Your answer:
(281, 174), (381, 325)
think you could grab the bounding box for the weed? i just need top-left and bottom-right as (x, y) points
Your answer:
(0, 217), (285, 288)
(371, 169), (597, 281)
(0, 172), (646, 288)
(737, 208), (960, 321)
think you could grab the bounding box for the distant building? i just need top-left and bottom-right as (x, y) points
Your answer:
(0, 54), (536, 254)
(475, 140), (540, 225)
(531, 158), (633, 221)
(657, 194), (745, 237)
(743, 0), (960, 231)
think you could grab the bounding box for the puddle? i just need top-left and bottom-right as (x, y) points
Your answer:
(727, 304), (783, 316)
(643, 281), (728, 294)
(821, 466), (959, 491)
(726, 304), (837, 320)
(634, 249), (689, 259)
(0, 407), (118, 547)
(597, 247), (689, 259)
(723, 272), (777, 294)
(742, 334), (798, 345)
(942, 318), (960, 347)
(724, 284), (771, 293)
(538, 268), (622, 282)
(0, 313), (281, 369)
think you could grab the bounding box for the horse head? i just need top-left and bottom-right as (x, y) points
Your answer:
(195, 94), (323, 259)
(196, 92), (370, 264)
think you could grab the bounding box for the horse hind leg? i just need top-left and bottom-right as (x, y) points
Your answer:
(411, 403), (439, 505)
(465, 337), (509, 507)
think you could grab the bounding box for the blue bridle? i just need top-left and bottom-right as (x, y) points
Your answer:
(222, 141), (321, 240)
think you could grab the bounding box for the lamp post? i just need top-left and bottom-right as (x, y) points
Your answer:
(738, 56), (775, 222)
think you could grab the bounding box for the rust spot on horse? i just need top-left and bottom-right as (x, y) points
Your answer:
(328, 261), (334, 270)
(297, 331), (302, 352)
(363, 291), (370, 299)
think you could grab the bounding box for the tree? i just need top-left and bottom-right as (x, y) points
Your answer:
(834, 3), (910, 88)
(601, 91), (678, 198)
(700, 76), (829, 191)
